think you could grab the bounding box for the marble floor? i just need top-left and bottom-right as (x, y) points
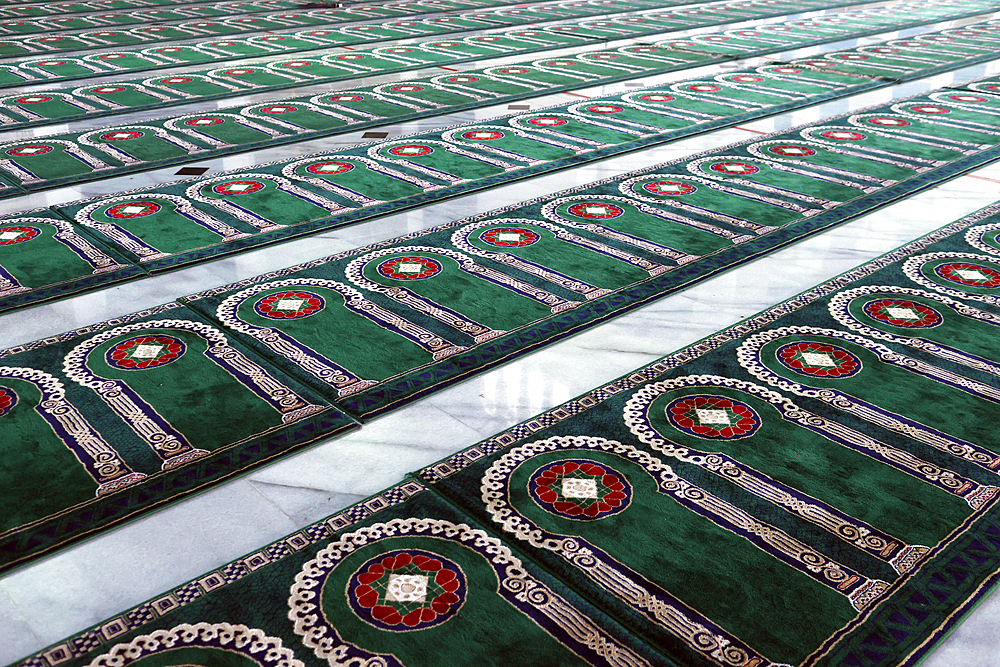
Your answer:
(2, 2), (1000, 664)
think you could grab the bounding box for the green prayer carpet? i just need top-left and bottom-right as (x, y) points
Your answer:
(0, 302), (356, 573)
(16, 199), (1000, 667)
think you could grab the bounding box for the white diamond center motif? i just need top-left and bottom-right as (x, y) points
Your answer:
(468, 132), (494, 139)
(397, 147), (424, 155)
(132, 344), (164, 359)
(385, 574), (428, 603)
(0, 231), (22, 240)
(696, 408), (731, 425)
(956, 269), (986, 280)
(227, 183), (254, 192)
(562, 478), (598, 498)
(497, 232), (522, 242)
(17, 147), (44, 154)
(397, 262), (424, 274)
(119, 205), (148, 215)
(275, 299), (304, 311)
(584, 206), (608, 215)
(886, 306), (920, 320)
(801, 352), (836, 366)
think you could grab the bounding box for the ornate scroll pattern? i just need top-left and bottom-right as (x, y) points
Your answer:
(965, 220), (1000, 256)
(288, 517), (650, 667)
(0, 365), (144, 495)
(482, 435), (878, 665)
(62, 318), (324, 463)
(623, 374), (997, 569)
(87, 623), (304, 667)
(736, 326), (1000, 477)
(828, 285), (1000, 376)
(215, 278), (465, 395)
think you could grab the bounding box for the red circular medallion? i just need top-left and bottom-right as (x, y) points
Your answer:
(776, 341), (862, 378)
(107, 201), (161, 218)
(480, 227), (540, 247)
(567, 202), (624, 218)
(933, 262), (1000, 287)
(461, 130), (503, 141)
(820, 129), (866, 141)
(388, 145), (433, 157)
(639, 94), (675, 103)
(665, 394), (761, 439)
(347, 550), (466, 631)
(6, 145), (53, 157)
(526, 117), (568, 126)
(642, 180), (697, 196)
(212, 180), (265, 196)
(710, 161), (760, 175)
(862, 298), (942, 328)
(378, 256), (442, 280)
(529, 459), (632, 520)
(0, 226), (40, 245)
(948, 94), (987, 103)
(306, 161), (354, 175)
(101, 130), (143, 141)
(185, 117), (224, 127)
(254, 291), (325, 320)
(866, 116), (911, 127)
(106, 334), (185, 370)
(768, 145), (816, 157)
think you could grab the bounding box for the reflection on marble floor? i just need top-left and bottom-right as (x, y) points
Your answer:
(2, 4), (1000, 665)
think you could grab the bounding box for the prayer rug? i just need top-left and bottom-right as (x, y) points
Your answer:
(2, 0), (994, 132)
(0, 0), (982, 88)
(17, 200), (1000, 667)
(0, 207), (142, 305)
(0, 302), (355, 574)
